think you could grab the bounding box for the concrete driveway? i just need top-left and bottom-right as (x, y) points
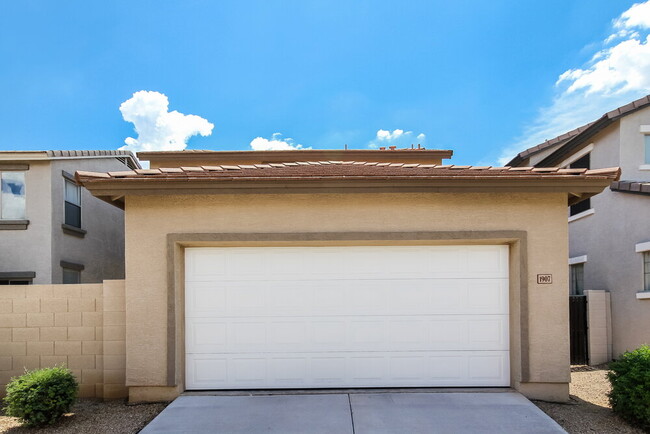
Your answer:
(141, 391), (566, 434)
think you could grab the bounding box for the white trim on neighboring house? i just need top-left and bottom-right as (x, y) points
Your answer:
(568, 208), (595, 223)
(558, 143), (595, 168)
(639, 125), (650, 133)
(635, 241), (650, 253)
(569, 255), (588, 265)
(636, 241), (650, 299)
(639, 165), (650, 171)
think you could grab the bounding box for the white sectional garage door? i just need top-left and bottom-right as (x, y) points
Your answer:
(185, 245), (510, 390)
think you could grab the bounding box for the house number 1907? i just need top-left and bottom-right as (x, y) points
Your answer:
(537, 274), (553, 284)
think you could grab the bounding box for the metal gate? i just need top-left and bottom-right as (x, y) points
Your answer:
(569, 295), (588, 365)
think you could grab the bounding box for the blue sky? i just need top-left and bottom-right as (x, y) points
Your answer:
(1, 1), (649, 165)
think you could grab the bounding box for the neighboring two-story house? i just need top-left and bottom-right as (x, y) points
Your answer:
(0, 150), (140, 285)
(508, 94), (650, 361)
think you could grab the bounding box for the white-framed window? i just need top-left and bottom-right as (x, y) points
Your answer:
(64, 178), (81, 228)
(635, 242), (650, 298)
(643, 252), (650, 292)
(0, 171), (26, 219)
(644, 135), (650, 165)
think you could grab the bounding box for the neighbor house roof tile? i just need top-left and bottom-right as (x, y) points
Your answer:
(507, 94), (650, 166)
(610, 180), (650, 195)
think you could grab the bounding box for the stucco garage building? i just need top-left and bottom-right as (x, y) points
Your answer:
(76, 149), (619, 403)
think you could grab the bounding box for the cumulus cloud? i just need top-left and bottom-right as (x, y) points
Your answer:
(368, 129), (426, 148)
(249, 132), (309, 151)
(119, 91), (214, 153)
(498, 1), (650, 165)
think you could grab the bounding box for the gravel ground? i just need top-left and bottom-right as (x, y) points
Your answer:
(534, 364), (646, 434)
(0, 367), (646, 433)
(0, 399), (167, 434)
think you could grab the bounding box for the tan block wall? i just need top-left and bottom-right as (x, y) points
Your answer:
(585, 290), (613, 365)
(124, 192), (571, 402)
(0, 281), (126, 399)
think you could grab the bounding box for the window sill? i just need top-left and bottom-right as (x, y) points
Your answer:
(639, 165), (650, 171)
(568, 208), (595, 223)
(62, 224), (87, 238)
(636, 291), (650, 300)
(0, 219), (29, 230)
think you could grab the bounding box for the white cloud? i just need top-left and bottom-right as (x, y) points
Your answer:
(119, 91), (214, 153)
(614, 1), (650, 29)
(249, 132), (308, 151)
(498, 1), (650, 165)
(368, 129), (426, 148)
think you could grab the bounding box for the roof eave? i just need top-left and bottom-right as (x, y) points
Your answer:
(78, 176), (617, 208)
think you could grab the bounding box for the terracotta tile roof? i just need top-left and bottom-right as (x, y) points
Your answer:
(508, 94), (650, 167)
(76, 161), (620, 182)
(610, 180), (650, 195)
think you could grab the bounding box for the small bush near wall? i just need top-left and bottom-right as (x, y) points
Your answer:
(608, 345), (650, 429)
(3, 366), (78, 427)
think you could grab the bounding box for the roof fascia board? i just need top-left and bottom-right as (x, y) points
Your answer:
(0, 153), (139, 167)
(81, 178), (614, 196)
(0, 152), (49, 161)
(137, 149), (454, 162)
(537, 117), (612, 167)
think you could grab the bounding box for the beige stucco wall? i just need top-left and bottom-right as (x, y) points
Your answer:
(124, 192), (571, 402)
(585, 290), (612, 365)
(0, 281), (126, 399)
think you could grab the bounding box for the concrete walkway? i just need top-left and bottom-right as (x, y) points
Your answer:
(141, 392), (566, 434)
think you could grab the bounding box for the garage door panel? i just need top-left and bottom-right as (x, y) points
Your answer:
(186, 278), (508, 318)
(186, 351), (510, 389)
(185, 245), (510, 389)
(185, 246), (509, 282)
(187, 315), (508, 353)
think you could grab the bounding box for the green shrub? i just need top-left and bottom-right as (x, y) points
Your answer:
(3, 366), (78, 426)
(607, 345), (650, 428)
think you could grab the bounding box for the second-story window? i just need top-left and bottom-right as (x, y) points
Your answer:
(64, 179), (81, 228)
(0, 171), (26, 219)
(644, 135), (650, 165)
(569, 153), (591, 216)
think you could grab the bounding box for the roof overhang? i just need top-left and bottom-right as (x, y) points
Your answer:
(77, 167), (620, 210)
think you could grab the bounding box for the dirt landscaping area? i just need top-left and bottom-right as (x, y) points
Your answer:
(534, 364), (646, 434)
(0, 365), (646, 433)
(0, 399), (167, 434)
